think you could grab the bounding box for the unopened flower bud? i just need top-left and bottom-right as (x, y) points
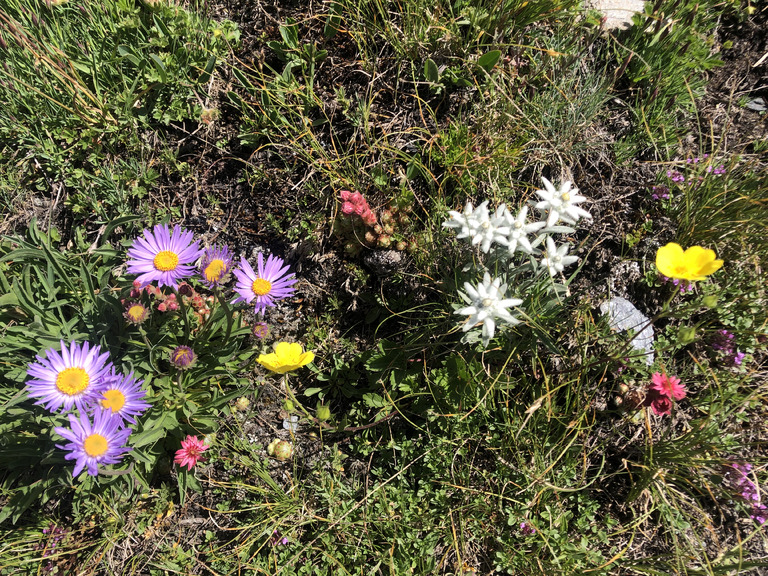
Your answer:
(341, 202), (355, 215)
(381, 210), (393, 224)
(677, 326), (696, 345)
(618, 383), (630, 394)
(268, 439), (293, 461)
(383, 223), (394, 235)
(373, 224), (383, 235)
(364, 231), (377, 244)
(396, 240), (407, 251)
(316, 403), (331, 421)
(701, 295), (718, 308)
(377, 235), (391, 248)
(340, 190), (352, 201)
(178, 282), (193, 297)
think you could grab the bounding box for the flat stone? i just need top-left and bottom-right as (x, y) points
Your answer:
(588, 0), (645, 30)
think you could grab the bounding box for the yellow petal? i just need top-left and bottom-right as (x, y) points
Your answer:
(655, 243), (685, 278)
(696, 258), (723, 277)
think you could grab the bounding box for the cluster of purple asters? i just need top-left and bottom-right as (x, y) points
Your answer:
(125, 223), (296, 316)
(25, 341), (150, 477)
(711, 329), (746, 366)
(724, 462), (766, 525)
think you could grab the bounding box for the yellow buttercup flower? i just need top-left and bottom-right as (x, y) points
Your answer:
(257, 342), (315, 374)
(655, 242), (723, 281)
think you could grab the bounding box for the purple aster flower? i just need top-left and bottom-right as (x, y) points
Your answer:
(232, 254), (296, 315)
(54, 409), (132, 477)
(26, 341), (112, 413)
(198, 244), (233, 288)
(96, 368), (151, 425)
(126, 224), (201, 288)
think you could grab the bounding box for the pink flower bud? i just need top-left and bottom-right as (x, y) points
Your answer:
(349, 192), (364, 205)
(132, 279), (143, 289)
(340, 190), (352, 201)
(157, 302), (167, 312)
(342, 202), (355, 215)
(167, 300), (179, 311)
(363, 211), (378, 226)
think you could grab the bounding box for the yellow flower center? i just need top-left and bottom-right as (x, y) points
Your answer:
(204, 259), (226, 283)
(83, 433), (108, 457)
(101, 389), (126, 413)
(153, 251), (179, 271)
(251, 278), (272, 296)
(55, 367), (90, 396)
(127, 304), (146, 322)
(674, 265), (689, 276)
(561, 193), (571, 202)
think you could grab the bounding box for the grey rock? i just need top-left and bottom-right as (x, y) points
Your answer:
(600, 296), (654, 365)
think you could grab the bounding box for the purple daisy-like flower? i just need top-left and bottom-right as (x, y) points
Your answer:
(97, 368), (151, 425)
(232, 254), (296, 315)
(54, 409), (132, 477)
(126, 224), (201, 288)
(26, 341), (112, 414)
(198, 244), (233, 288)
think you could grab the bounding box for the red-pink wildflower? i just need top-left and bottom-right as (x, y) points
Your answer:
(650, 372), (686, 401)
(174, 435), (208, 470)
(645, 389), (673, 416)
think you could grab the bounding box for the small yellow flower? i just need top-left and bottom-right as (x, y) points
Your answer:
(655, 242), (723, 281)
(257, 342), (315, 374)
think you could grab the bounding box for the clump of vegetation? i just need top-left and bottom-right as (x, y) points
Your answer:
(1, 0), (766, 574)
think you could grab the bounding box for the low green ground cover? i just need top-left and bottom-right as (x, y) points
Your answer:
(0, 0), (766, 574)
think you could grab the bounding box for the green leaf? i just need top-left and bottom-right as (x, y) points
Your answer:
(424, 58), (439, 83)
(149, 54), (167, 84)
(477, 50), (501, 72)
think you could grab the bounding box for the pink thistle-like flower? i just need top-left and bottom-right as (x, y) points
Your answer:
(174, 435), (208, 470)
(650, 372), (686, 401)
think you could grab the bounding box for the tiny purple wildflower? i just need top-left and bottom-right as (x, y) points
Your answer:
(520, 521), (536, 535)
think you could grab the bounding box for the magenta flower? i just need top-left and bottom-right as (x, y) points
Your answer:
(54, 409), (132, 477)
(649, 372), (686, 401)
(174, 435), (208, 470)
(198, 244), (233, 288)
(232, 254), (296, 315)
(126, 224), (201, 288)
(97, 368), (151, 425)
(26, 341), (112, 414)
(645, 389), (673, 416)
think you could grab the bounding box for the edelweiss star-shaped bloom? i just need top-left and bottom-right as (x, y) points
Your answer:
(534, 177), (592, 227)
(456, 272), (523, 346)
(540, 236), (579, 277)
(503, 205), (546, 254)
(443, 201), (510, 253)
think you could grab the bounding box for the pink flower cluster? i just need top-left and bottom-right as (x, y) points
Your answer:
(712, 329), (745, 366)
(644, 372), (686, 416)
(724, 462), (766, 525)
(340, 190), (377, 226)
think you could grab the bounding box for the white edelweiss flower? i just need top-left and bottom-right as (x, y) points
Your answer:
(534, 177), (592, 227)
(456, 272), (523, 346)
(443, 200), (489, 240)
(470, 203), (511, 253)
(443, 201), (510, 253)
(503, 205), (546, 255)
(540, 236), (579, 277)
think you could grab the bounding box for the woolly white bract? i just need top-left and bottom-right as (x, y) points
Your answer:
(456, 273), (523, 346)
